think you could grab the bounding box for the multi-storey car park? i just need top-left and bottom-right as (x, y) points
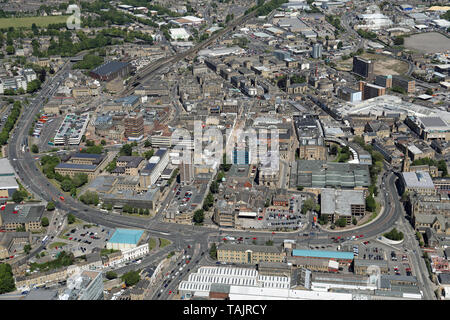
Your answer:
(53, 113), (90, 146)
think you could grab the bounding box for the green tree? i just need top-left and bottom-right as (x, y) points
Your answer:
(193, 209), (205, 224)
(121, 270), (140, 287)
(366, 195), (376, 212)
(120, 144), (132, 156)
(67, 213), (76, 224)
(0, 263), (16, 294)
(12, 190), (24, 203)
(296, 185), (304, 191)
(336, 218), (347, 228)
(383, 228), (404, 241)
(23, 244), (31, 254)
(209, 243), (217, 260)
(105, 271), (118, 280)
(352, 217), (357, 225)
(144, 140), (151, 148)
(61, 179), (74, 192)
(41, 217), (49, 227)
(31, 144), (39, 153)
(5, 45), (14, 55)
(144, 149), (154, 160)
(210, 181), (219, 194)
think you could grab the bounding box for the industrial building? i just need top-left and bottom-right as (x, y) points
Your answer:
(89, 61), (133, 82)
(289, 160), (370, 190)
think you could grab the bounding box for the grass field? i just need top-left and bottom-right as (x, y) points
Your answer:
(148, 237), (157, 251)
(159, 238), (171, 248)
(0, 16), (69, 29)
(49, 242), (66, 249)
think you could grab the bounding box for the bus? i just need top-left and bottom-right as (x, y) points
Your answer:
(42, 235), (48, 244)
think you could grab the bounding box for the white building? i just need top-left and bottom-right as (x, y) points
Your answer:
(140, 148), (169, 187)
(169, 28), (191, 41)
(23, 68), (37, 83)
(104, 243), (149, 267)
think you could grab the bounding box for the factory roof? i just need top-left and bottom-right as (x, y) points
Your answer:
(91, 61), (130, 77)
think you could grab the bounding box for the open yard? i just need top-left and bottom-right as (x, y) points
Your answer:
(0, 16), (69, 29)
(337, 53), (409, 76)
(405, 32), (450, 53)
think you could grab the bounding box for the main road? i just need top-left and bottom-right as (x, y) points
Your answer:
(6, 4), (406, 276)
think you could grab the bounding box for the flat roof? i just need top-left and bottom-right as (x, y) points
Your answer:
(91, 61), (130, 77)
(418, 117), (448, 128)
(108, 228), (144, 245)
(55, 163), (97, 171)
(292, 249), (354, 260)
(0, 159), (15, 176)
(402, 171), (435, 189)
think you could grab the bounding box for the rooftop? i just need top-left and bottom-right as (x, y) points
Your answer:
(292, 249), (354, 260)
(108, 228), (144, 245)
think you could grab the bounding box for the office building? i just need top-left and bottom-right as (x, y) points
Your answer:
(375, 75), (392, 88)
(400, 171), (436, 196)
(213, 200), (235, 228)
(179, 161), (194, 185)
(124, 112), (144, 141)
(337, 87), (362, 102)
(359, 81), (386, 100)
(353, 57), (374, 79)
(59, 270), (104, 300)
(139, 148), (169, 187)
(311, 43), (322, 59)
(392, 76), (415, 93)
(320, 189), (366, 224)
(0, 205), (45, 232)
(217, 244), (285, 264)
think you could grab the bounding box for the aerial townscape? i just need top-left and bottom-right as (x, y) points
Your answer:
(0, 0), (449, 307)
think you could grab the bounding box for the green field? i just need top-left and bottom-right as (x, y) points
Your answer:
(148, 237), (157, 251)
(159, 238), (171, 248)
(49, 242), (67, 249)
(0, 16), (69, 29)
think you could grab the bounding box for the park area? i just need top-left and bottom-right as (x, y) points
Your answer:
(0, 15), (69, 29)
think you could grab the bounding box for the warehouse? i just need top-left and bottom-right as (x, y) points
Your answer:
(90, 61), (133, 82)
